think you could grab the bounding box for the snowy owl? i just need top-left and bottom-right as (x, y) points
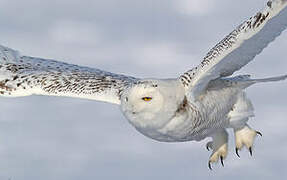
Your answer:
(0, 0), (287, 169)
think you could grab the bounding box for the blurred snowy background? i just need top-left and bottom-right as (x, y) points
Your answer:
(0, 0), (286, 179)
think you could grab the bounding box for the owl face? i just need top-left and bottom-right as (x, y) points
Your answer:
(120, 79), (185, 131)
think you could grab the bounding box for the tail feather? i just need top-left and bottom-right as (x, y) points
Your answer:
(221, 74), (287, 88)
(250, 74), (287, 82)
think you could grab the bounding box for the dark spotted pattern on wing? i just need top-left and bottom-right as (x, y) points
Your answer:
(180, 10), (271, 87)
(0, 54), (138, 104)
(180, 0), (287, 90)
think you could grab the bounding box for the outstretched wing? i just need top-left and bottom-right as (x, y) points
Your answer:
(0, 45), (138, 104)
(180, 0), (287, 100)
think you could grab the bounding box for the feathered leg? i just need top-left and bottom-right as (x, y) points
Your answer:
(233, 124), (262, 157)
(206, 129), (228, 170)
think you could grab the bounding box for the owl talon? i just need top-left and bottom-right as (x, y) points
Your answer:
(235, 147), (240, 158)
(220, 156), (224, 167)
(207, 129), (228, 169)
(208, 161), (213, 170)
(256, 131), (262, 137)
(206, 141), (213, 151)
(234, 125), (260, 157)
(249, 147), (253, 156)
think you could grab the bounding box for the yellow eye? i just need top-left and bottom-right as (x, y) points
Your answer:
(142, 97), (152, 102)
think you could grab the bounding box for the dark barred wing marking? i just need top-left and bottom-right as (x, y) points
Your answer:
(0, 45), (138, 104)
(180, 0), (287, 100)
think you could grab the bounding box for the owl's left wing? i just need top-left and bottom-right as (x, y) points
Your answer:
(0, 45), (138, 104)
(180, 0), (287, 100)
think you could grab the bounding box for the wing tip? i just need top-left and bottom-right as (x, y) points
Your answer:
(0, 44), (21, 64)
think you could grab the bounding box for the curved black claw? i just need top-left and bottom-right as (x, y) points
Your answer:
(220, 156), (224, 167)
(249, 147), (253, 156)
(206, 146), (210, 151)
(235, 148), (240, 158)
(208, 161), (212, 170)
(256, 131), (263, 137)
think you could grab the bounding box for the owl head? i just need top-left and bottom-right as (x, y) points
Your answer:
(120, 79), (185, 131)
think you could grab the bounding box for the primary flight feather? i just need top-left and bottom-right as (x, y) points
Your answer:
(0, 0), (286, 169)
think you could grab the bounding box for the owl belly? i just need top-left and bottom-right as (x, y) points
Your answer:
(157, 112), (197, 142)
(134, 110), (210, 142)
(137, 111), (229, 142)
(134, 113), (195, 142)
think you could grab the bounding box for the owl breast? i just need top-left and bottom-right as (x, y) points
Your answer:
(125, 105), (194, 142)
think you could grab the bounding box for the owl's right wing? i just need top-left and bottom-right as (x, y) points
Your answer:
(180, 0), (287, 101)
(0, 45), (138, 105)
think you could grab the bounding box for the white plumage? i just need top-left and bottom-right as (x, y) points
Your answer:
(0, 0), (287, 169)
